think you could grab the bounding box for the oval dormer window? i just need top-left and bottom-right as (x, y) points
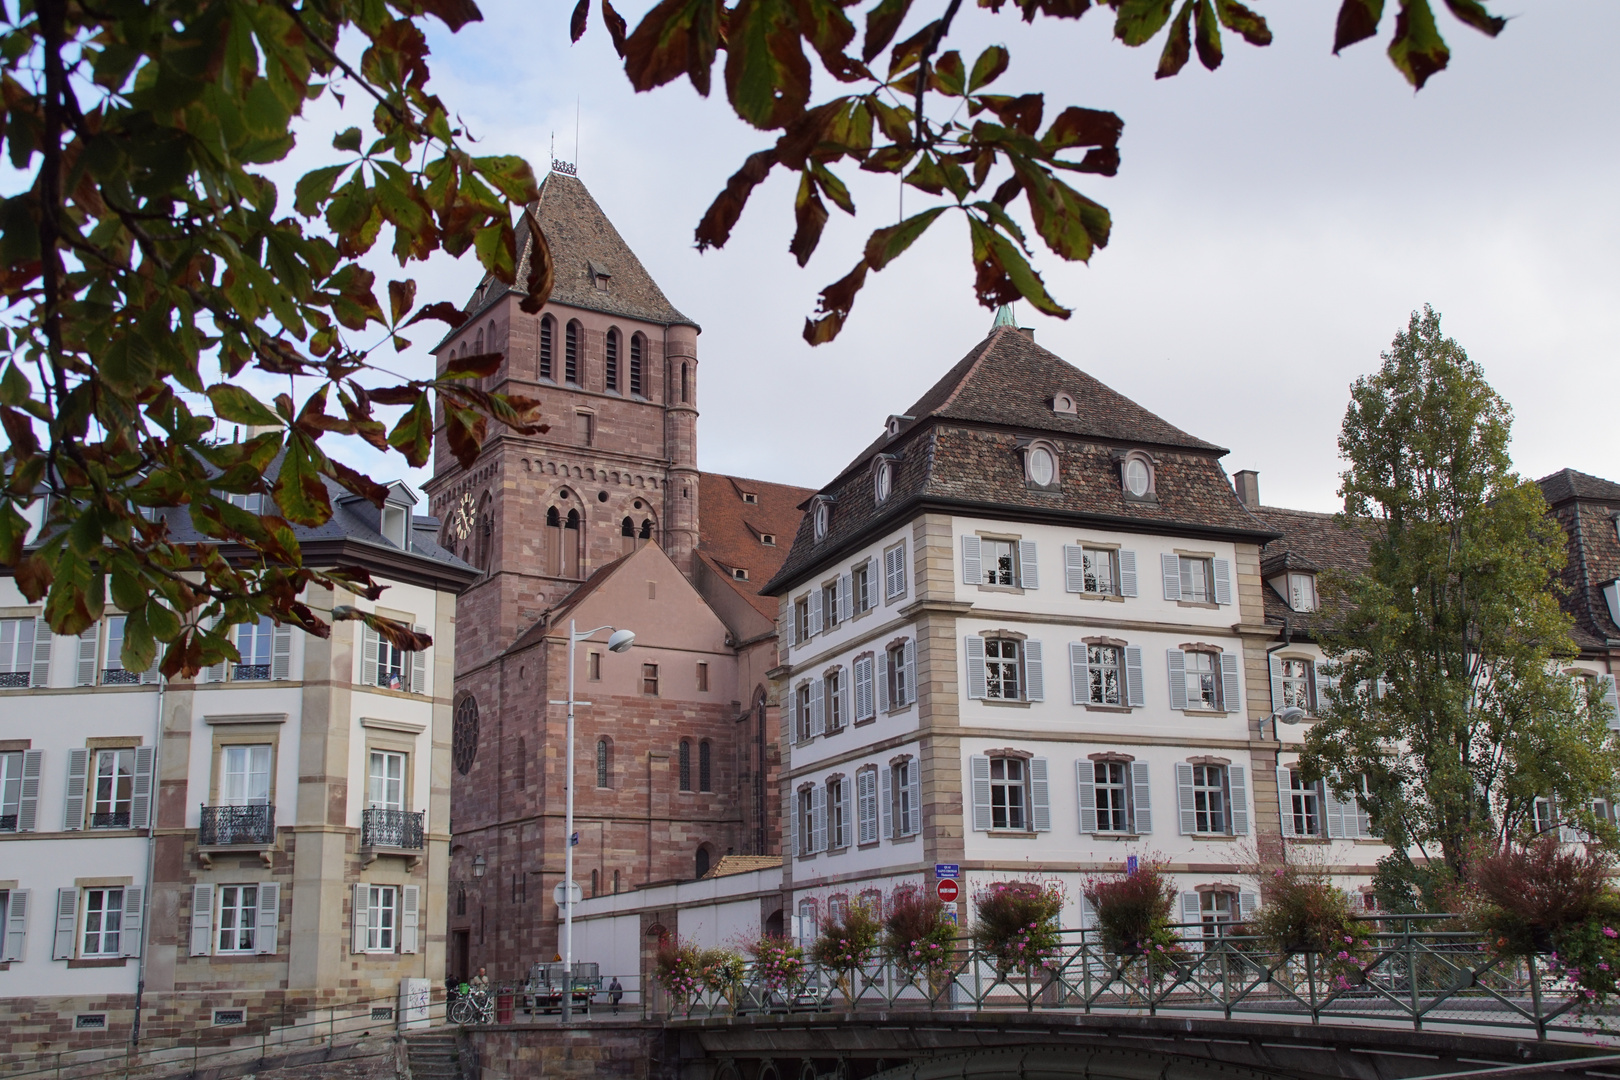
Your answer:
(814, 501), (829, 541)
(1124, 457), (1151, 498)
(1028, 447), (1055, 487)
(874, 461), (892, 503)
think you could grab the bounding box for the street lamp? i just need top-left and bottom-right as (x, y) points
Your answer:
(1267, 706), (1308, 740)
(553, 620), (634, 1023)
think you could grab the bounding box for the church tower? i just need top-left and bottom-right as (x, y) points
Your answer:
(423, 167), (702, 670)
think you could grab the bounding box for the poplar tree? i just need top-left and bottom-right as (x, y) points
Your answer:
(1299, 306), (1619, 905)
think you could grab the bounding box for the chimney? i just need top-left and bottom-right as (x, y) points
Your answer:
(1234, 470), (1260, 509)
(1017, 326), (1035, 341)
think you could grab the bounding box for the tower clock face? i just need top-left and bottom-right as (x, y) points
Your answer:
(451, 492), (476, 541)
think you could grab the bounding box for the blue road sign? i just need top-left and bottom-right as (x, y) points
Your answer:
(934, 863), (959, 879)
(1126, 855), (1139, 873)
(570, 831), (580, 847)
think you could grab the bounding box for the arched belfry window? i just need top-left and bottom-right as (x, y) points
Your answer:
(639, 518), (654, 542)
(629, 334), (645, 397)
(546, 506), (562, 576)
(605, 329), (620, 392)
(596, 737), (612, 788)
(699, 740), (712, 792)
(679, 740), (692, 791)
(680, 363), (689, 403)
(475, 327), (484, 353)
(565, 321), (581, 385)
(621, 516), (636, 554)
(695, 845), (711, 879)
(539, 316), (555, 380)
(564, 508), (581, 577)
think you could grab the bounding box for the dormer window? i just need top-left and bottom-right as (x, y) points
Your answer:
(1287, 573), (1317, 613)
(1117, 451), (1157, 502)
(731, 568), (749, 581)
(884, 415), (912, 440)
(812, 499), (831, 542)
(872, 457), (895, 504)
(1019, 440), (1060, 491)
(742, 492), (758, 504)
(381, 504), (409, 549)
(760, 534), (776, 546)
(1052, 392), (1077, 415)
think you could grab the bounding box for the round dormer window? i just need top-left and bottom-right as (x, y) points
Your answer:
(874, 461), (892, 503)
(1124, 457), (1151, 497)
(814, 502), (829, 541)
(1028, 447), (1055, 487)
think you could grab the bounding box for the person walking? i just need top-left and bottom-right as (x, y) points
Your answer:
(608, 977), (623, 1014)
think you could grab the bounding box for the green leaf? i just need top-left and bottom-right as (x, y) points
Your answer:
(790, 171), (830, 267)
(1334, 0), (1386, 53)
(930, 50), (965, 97)
(1113, 0), (1177, 47)
(862, 0), (913, 63)
(725, 0), (812, 129)
(1442, 0), (1504, 37)
(1194, 0), (1224, 69)
(272, 432), (334, 527)
(623, 0), (725, 96)
(208, 384), (283, 427)
(1215, 0), (1272, 45)
(864, 206), (947, 271)
(333, 127), (363, 152)
(388, 395), (435, 468)
(120, 605), (157, 675)
(1156, 0), (1194, 77)
(968, 45), (1010, 92)
(388, 279), (417, 325)
(1388, 0), (1450, 89)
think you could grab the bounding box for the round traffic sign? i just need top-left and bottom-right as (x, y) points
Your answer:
(936, 878), (959, 903)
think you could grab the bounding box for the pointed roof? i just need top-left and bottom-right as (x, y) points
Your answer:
(1539, 468), (1620, 508)
(453, 170), (697, 336)
(992, 304), (1018, 329)
(1537, 468), (1620, 649)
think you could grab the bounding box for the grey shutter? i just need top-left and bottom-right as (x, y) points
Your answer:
(256, 883), (280, 955)
(1160, 554), (1181, 601)
(190, 884), (214, 956)
(400, 885), (419, 954)
(272, 622), (293, 680)
(1180, 892), (1200, 925)
(1176, 763), (1196, 835)
(1030, 757), (1051, 831)
(1076, 760), (1097, 832)
(839, 779), (853, 848)
(1131, 761), (1152, 834)
(791, 683), (806, 744)
(1277, 768), (1296, 838)
(1220, 653), (1241, 713)
(1069, 643), (1089, 705)
(876, 650), (890, 712)
(1166, 650), (1187, 710)
(839, 573), (853, 622)
(1018, 540), (1039, 589)
(352, 883), (369, 953)
(361, 626), (379, 688)
(780, 604), (794, 649)
(77, 625), (98, 686)
(857, 770), (877, 844)
(841, 673), (852, 730)
(1023, 640), (1044, 702)
(140, 646), (162, 684)
(866, 556), (881, 609)
(855, 656), (873, 721)
(3, 889), (27, 962)
(63, 747), (88, 831)
(53, 888), (77, 960)
(31, 616), (51, 687)
(1312, 663), (1331, 716)
(130, 746), (155, 829)
(1081, 895), (1099, 932)
(961, 536), (981, 585)
(965, 637), (986, 699)
(810, 679), (825, 736)
(411, 626), (427, 694)
(902, 638), (916, 707)
(1239, 892), (1258, 921)
(17, 749), (41, 831)
(1213, 559), (1232, 605)
(120, 887), (142, 957)
(1119, 551), (1138, 597)
(1270, 654), (1285, 712)
(1063, 546), (1086, 593)
(879, 766), (893, 840)
(1125, 646), (1145, 708)
(905, 766), (920, 835)
(1355, 784), (1374, 838)
(203, 618), (227, 683)
(1602, 675), (1620, 731)
(970, 755), (992, 832)
(1325, 782), (1347, 839)
(1228, 765), (1249, 836)
(790, 791), (800, 856)
(809, 589), (823, 637)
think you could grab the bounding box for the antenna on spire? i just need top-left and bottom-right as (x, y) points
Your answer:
(574, 97), (580, 174)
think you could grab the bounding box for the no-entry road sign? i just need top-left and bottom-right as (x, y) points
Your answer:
(936, 878), (960, 903)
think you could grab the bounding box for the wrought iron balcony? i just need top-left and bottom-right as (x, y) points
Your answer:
(0, 672), (28, 688)
(361, 807), (424, 850)
(90, 810), (131, 828)
(199, 804), (276, 846)
(101, 668), (141, 685)
(233, 664), (271, 682)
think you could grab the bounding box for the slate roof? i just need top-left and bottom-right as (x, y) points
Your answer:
(696, 472), (815, 622)
(449, 170), (697, 341)
(1250, 507), (1377, 640)
(766, 327), (1272, 595)
(1538, 469), (1620, 650)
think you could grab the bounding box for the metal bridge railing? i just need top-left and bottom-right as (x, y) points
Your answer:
(661, 915), (1606, 1040)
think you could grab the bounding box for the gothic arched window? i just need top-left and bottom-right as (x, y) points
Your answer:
(629, 334), (645, 397)
(596, 737), (612, 788)
(565, 320), (581, 384)
(695, 845), (712, 879)
(639, 518), (654, 541)
(681, 362), (689, 404)
(564, 509), (581, 577)
(546, 506), (562, 575)
(699, 740), (712, 792)
(475, 327), (483, 353)
(539, 315), (554, 380)
(621, 516), (635, 554)
(678, 740), (692, 791)
(605, 328), (620, 392)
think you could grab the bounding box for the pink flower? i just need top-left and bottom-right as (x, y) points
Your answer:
(1606, 927), (1619, 939)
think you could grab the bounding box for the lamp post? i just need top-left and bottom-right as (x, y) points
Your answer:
(1268, 705), (1308, 741)
(555, 620), (635, 1023)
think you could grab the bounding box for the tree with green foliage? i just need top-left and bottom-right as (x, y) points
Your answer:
(0, 0), (1510, 674)
(1299, 306), (1619, 909)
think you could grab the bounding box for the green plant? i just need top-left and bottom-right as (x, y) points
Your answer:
(746, 934), (807, 993)
(1250, 864), (1371, 990)
(882, 889), (958, 981)
(1084, 861), (1176, 956)
(654, 938), (707, 1011)
(971, 880), (1063, 976)
(811, 901), (883, 976)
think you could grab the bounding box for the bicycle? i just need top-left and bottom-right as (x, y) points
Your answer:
(448, 988), (495, 1025)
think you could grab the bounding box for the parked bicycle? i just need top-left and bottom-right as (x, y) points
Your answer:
(448, 987), (495, 1025)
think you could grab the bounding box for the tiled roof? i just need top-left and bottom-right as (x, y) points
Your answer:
(700, 854), (781, 879)
(766, 329), (1271, 594)
(1538, 469), (1620, 649)
(1251, 507), (1377, 640)
(454, 171), (696, 335)
(697, 472), (815, 622)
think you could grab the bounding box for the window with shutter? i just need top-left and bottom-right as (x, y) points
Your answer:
(965, 636), (987, 699)
(884, 543), (906, 600)
(410, 626), (427, 694)
(3, 888), (28, 962)
(961, 536), (981, 586)
(904, 762), (921, 836)
(856, 769), (877, 844)
(1125, 646), (1145, 707)
(1212, 559), (1232, 605)
(1131, 761), (1153, 834)
(1018, 540), (1039, 589)
(876, 649), (890, 713)
(1029, 758), (1050, 831)
(1119, 550), (1138, 597)
(1076, 760), (1097, 833)
(1160, 554), (1181, 601)
(256, 883), (281, 955)
(17, 749), (42, 832)
(1166, 650), (1188, 710)
(400, 885), (420, 954)
(1022, 640), (1044, 702)
(969, 756), (991, 832)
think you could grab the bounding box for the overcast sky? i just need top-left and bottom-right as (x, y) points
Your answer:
(300, 1), (1620, 512)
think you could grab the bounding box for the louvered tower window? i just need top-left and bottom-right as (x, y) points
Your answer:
(565, 321), (580, 384)
(539, 316), (554, 379)
(630, 335), (644, 396)
(605, 329), (620, 391)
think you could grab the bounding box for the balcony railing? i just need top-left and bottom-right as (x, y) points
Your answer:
(232, 664), (271, 682)
(0, 814), (16, 831)
(101, 668), (140, 685)
(90, 810), (131, 828)
(199, 804), (276, 846)
(361, 807), (424, 850)
(0, 672), (28, 688)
